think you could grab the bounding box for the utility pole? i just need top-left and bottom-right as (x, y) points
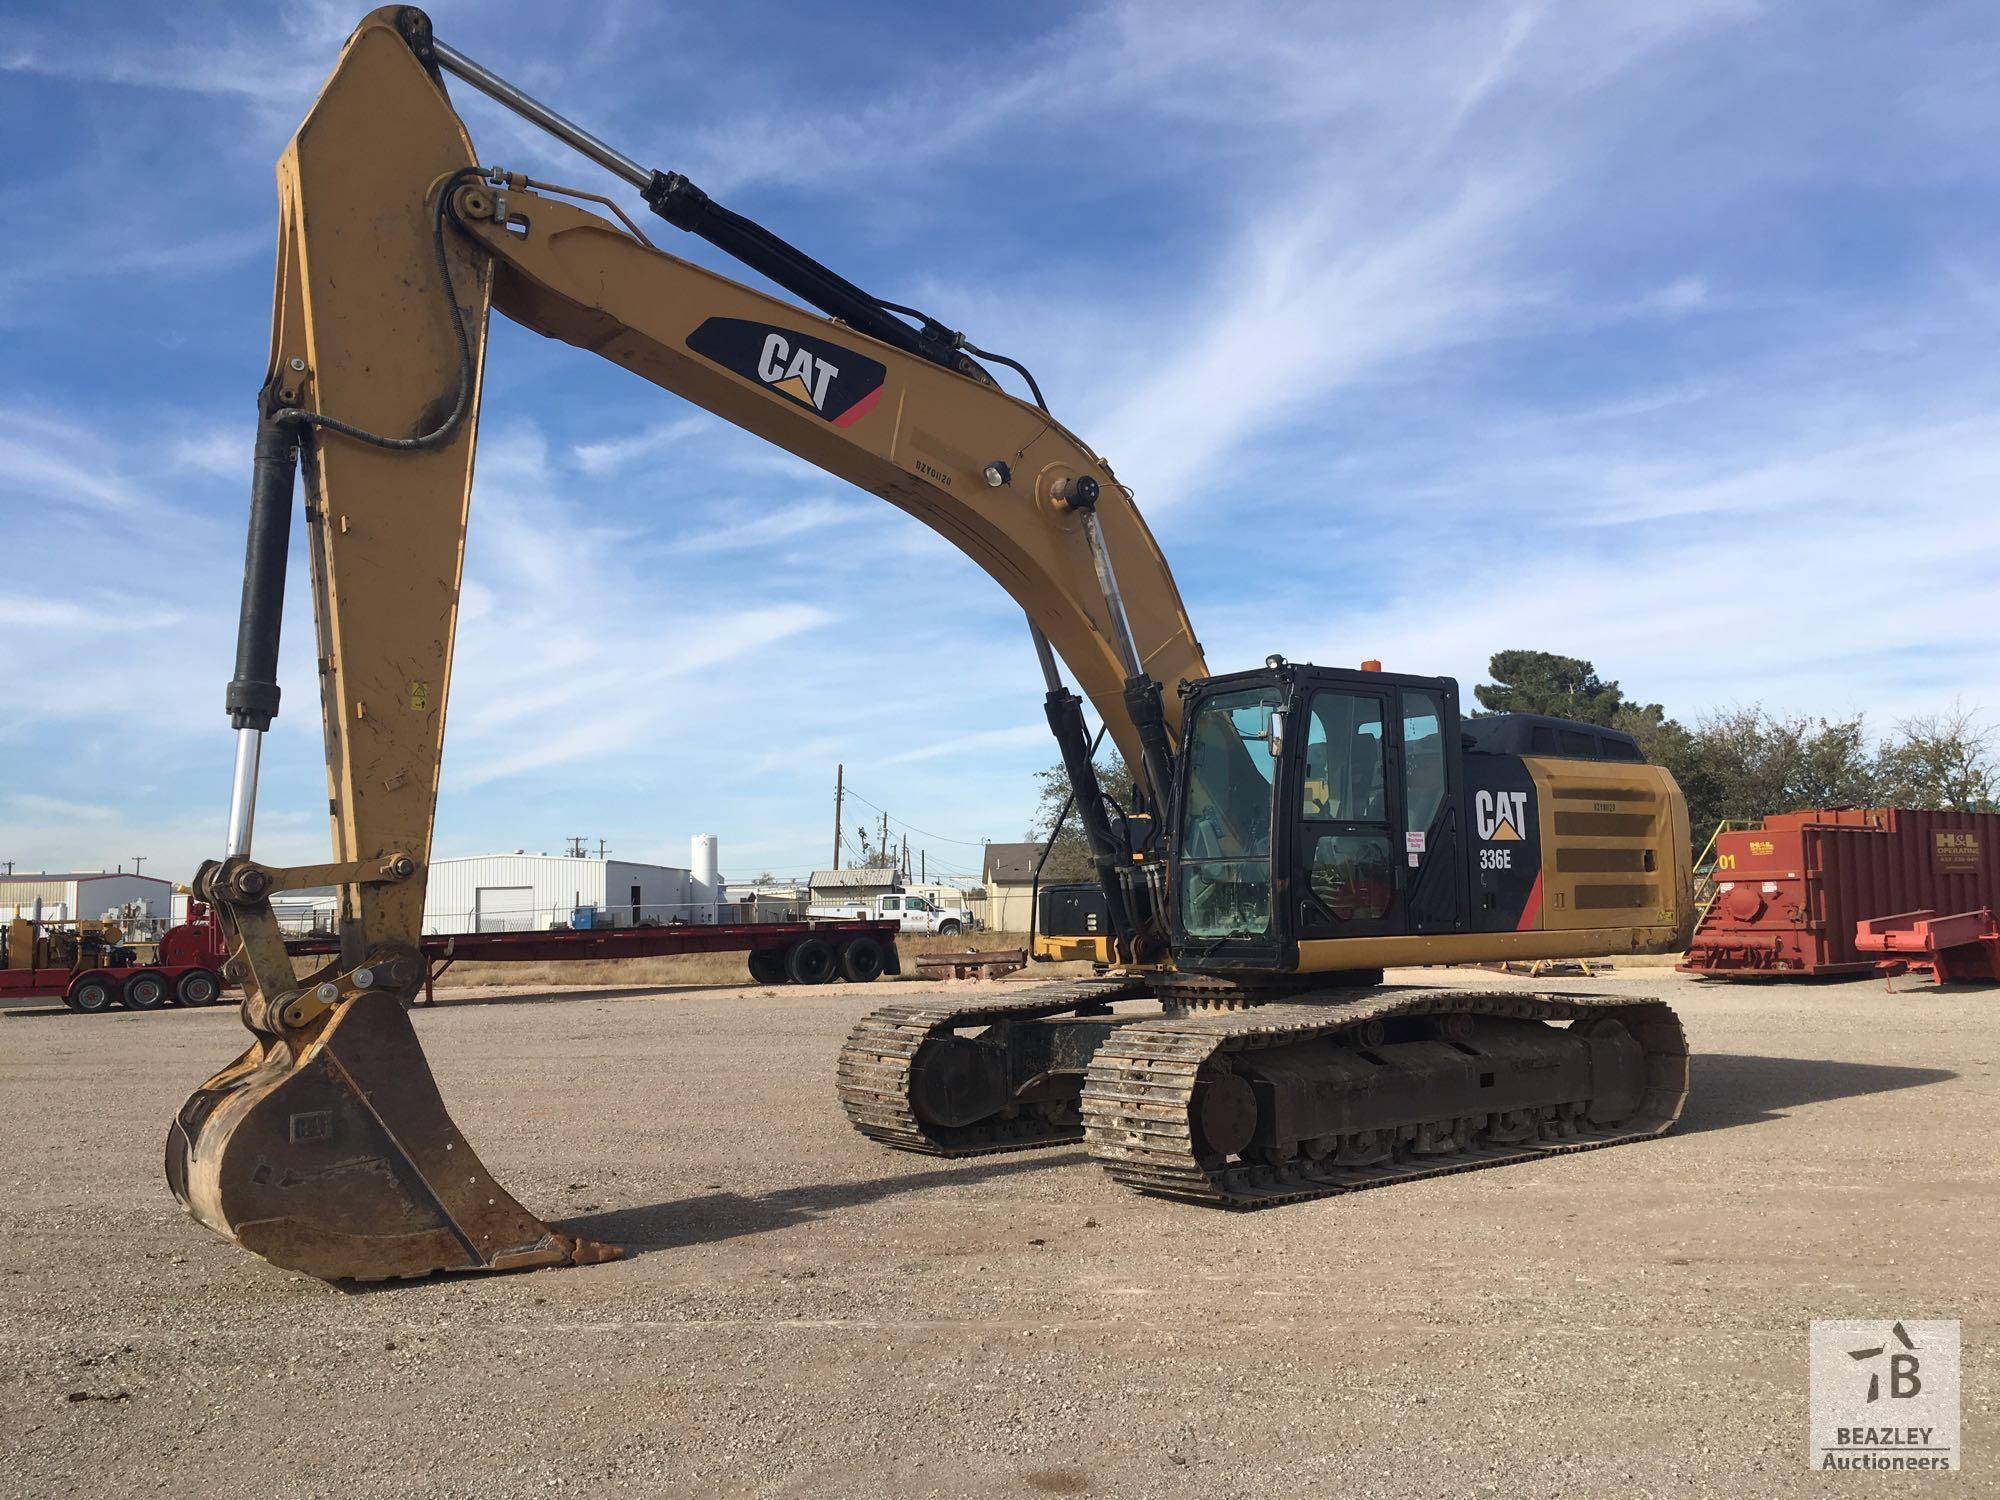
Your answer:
(832, 763), (844, 870)
(596, 838), (609, 858)
(564, 836), (588, 858)
(901, 834), (909, 878)
(921, 849), (926, 882)
(131, 855), (146, 876)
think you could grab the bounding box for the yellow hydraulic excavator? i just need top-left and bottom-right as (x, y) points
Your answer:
(170, 8), (1695, 1281)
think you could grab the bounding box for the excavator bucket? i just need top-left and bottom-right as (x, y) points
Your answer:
(166, 991), (616, 1280)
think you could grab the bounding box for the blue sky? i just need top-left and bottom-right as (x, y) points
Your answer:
(3, 1), (1997, 889)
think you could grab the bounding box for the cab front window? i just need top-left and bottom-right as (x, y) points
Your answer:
(1178, 686), (1281, 940)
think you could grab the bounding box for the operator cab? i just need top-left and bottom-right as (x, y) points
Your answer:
(1169, 662), (1641, 974)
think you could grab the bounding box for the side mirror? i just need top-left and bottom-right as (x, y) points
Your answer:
(1269, 708), (1286, 760)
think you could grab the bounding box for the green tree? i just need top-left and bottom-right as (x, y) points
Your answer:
(1028, 755), (1135, 880)
(1875, 705), (1998, 811)
(1473, 649), (1660, 728)
(1640, 705), (1878, 842)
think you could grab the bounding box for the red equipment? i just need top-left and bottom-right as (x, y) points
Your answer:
(1682, 807), (2000, 979)
(1855, 909), (2000, 984)
(0, 905), (230, 1013)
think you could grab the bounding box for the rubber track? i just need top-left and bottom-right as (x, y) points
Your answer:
(836, 975), (1149, 1156)
(1080, 988), (1688, 1208)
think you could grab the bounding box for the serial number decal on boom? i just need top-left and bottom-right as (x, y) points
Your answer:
(686, 318), (886, 427)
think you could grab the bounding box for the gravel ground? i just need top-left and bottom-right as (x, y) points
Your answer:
(1, 966), (1992, 1498)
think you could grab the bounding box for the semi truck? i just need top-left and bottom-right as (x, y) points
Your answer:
(1, 907), (229, 1012)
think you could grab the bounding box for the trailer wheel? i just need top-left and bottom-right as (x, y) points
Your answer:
(838, 936), (885, 983)
(68, 976), (116, 1014)
(746, 947), (788, 986)
(785, 937), (837, 985)
(123, 971), (169, 1010)
(176, 969), (222, 1006)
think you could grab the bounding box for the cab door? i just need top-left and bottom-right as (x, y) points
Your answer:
(1396, 685), (1465, 935)
(1288, 680), (1466, 944)
(1292, 686), (1400, 939)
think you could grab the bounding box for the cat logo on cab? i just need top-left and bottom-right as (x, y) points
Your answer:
(1475, 789), (1528, 842)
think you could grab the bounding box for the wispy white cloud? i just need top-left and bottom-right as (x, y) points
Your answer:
(881, 724), (1047, 767)
(0, 592), (184, 632)
(569, 415), (710, 476)
(4, 792), (118, 822)
(0, 0), (351, 109)
(675, 497), (868, 555)
(0, 410), (144, 513)
(445, 428), (837, 788)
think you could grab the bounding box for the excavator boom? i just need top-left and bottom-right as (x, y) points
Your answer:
(169, 8), (1201, 1281)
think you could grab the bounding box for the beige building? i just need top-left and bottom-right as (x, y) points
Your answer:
(808, 866), (901, 908)
(980, 842), (1047, 934)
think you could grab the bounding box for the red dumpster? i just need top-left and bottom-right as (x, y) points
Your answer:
(1680, 807), (2000, 979)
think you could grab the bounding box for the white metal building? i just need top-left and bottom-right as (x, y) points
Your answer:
(423, 836), (726, 933)
(808, 866), (902, 906)
(0, 871), (174, 926)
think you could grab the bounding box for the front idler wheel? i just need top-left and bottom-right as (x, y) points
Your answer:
(1189, 1067), (1257, 1161)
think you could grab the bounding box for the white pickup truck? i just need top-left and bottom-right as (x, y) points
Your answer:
(808, 893), (969, 935)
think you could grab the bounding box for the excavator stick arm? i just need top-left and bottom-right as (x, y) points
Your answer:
(167, 11), (615, 1280)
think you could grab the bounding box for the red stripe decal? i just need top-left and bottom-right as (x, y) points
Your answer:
(831, 384), (883, 428)
(1516, 873), (1544, 931)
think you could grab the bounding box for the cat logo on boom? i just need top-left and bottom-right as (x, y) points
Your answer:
(685, 317), (886, 427)
(756, 332), (839, 410)
(1475, 789), (1529, 841)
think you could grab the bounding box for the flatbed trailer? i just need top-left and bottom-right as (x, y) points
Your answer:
(8, 916), (901, 1014)
(287, 917), (903, 1001)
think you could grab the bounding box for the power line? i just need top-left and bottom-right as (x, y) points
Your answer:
(840, 785), (994, 848)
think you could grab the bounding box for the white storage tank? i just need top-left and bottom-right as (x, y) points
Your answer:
(689, 835), (721, 921)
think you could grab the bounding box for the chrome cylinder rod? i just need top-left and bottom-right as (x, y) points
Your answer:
(430, 38), (651, 191)
(224, 727), (262, 858)
(1077, 510), (1145, 682)
(1028, 618), (1064, 693)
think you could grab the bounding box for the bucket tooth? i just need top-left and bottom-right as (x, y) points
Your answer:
(165, 990), (617, 1281)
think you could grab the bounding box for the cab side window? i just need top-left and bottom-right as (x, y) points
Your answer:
(1402, 689), (1447, 835)
(1300, 691), (1393, 923)
(1301, 693), (1385, 821)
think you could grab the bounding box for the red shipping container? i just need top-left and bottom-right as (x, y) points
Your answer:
(1681, 807), (2000, 979)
